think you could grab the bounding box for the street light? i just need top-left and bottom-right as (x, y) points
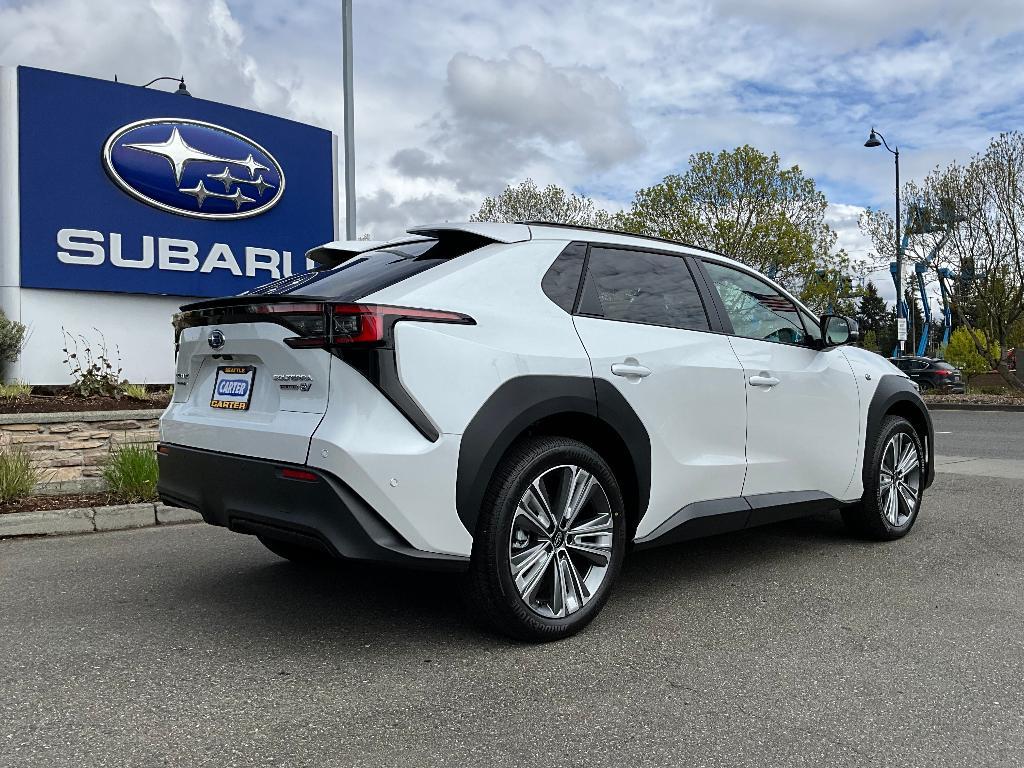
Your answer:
(864, 127), (902, 354)
(138, 75), (190, 95)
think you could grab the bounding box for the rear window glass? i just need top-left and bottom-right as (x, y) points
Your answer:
(934, 361), (957, 371)
(245, 238), (477, 300)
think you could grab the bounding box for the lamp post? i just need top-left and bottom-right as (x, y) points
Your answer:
(864, 127), (902, 355)
(140, 76), (191, 96)
(342, 0), (356, 239)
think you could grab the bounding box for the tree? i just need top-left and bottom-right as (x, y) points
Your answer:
(857, 281), (889, 334)
(945, 327), (999, 381)
(918, 133), (1024, 389)
(471, 179), (616, 227)
(618, 145), (859, 311)
(861, 329), (880, 354)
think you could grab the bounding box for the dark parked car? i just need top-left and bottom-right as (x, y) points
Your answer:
(890, 356), (966, 393)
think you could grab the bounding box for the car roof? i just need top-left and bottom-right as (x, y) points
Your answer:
(403, 220), (751, 270)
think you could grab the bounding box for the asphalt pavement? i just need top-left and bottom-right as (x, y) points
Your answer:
(2, 410), (1023, 768)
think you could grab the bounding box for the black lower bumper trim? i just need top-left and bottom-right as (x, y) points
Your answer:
(157, 443), (468, 571)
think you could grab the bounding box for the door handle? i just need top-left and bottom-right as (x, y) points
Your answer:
(611, 362), (652, 379)
(749, 373), (780, 388)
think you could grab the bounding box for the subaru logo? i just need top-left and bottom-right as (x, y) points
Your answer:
(102, 118), (285, 220)
(208, 329), (225, 349)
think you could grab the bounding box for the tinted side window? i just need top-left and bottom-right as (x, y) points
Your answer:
(541, 242), (587, 312)
(703, 261), (809, 345)
(579, 248), (709, 331)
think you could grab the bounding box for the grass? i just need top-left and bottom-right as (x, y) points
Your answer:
(0, 381), (32, 401)
(0, 444), (41, 503)
(123, 383), (150, 401)
(103, 444), (159, 502)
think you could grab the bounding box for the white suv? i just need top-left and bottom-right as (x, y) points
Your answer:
(158, 221), (933, 641)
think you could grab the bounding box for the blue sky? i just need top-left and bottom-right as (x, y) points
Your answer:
(3, 0), (1023, 300)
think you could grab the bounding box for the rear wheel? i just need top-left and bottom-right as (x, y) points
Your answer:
(918, 379), (934, 391)
(258, 535), (334, 566)
(842, 415), (924, 540)
(466, 436), (626, 642)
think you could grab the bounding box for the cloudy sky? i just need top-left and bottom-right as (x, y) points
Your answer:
(3, 0), (1023, 301)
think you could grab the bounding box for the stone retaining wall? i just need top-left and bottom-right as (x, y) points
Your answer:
(0, 409), (164, 493)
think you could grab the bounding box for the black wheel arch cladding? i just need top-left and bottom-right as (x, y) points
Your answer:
(865, 374), (935, 489)
(456, 375), (651, 536)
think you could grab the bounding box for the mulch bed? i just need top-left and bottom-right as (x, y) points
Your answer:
(0, 493), (121, 516)
(924, 392), (1024, 407)
(0, 395), (170, 415)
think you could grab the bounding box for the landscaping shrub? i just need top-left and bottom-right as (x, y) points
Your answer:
(0, 444), (41, 503)
(0, 310), (27, 365)
(61, 328), (128, 398)
(945, 328), (999, 381)
(0, 381), (32, 400)
(123, 383), (150, 401)
(103, 444), (159, 502)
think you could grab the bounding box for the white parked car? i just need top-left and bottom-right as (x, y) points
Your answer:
(158, 222), (933, 641)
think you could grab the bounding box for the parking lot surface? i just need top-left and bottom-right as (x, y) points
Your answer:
(2, 411), (1023, 768)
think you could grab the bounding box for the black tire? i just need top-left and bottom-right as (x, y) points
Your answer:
(258, 535), (334, 566)
(466, 436), (627, 642)
(918, 379), (934, 391)
(842, 415), (924, 540)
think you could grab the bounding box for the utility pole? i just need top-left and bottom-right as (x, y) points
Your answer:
(342, 0), (356, 239)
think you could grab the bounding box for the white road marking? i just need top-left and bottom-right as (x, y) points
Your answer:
(935, 431), (952, 434)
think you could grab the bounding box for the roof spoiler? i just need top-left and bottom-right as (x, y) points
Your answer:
(406, 221), (532, 243)
(304, 236), (431, 267)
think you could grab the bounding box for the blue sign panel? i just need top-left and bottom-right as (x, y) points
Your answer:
(17, 67), (336, 297)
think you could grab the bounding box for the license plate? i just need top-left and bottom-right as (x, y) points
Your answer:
(210, 366), (256, 411)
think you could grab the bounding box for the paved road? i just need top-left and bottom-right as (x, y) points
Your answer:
(932, 410), (1024, 461)
(2, 415), (1023, 767)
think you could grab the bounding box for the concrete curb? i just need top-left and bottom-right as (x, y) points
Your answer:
(0, 408), (165, 425)
(0, 502), (201, 539)
(925, 403), (1024, 412)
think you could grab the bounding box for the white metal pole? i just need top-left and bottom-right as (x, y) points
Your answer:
(342, 0), (356, 239)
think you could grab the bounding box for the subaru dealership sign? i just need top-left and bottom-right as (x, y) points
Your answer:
(0, 65), (338, 384)
(16, 66), (336, 297)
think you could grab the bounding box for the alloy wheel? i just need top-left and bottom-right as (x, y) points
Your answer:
(508, 464), (615, 619)
(878, 431), (921, 527)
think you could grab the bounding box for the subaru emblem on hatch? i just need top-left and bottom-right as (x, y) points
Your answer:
(102, 118), (285, 220)
(208, 329), (226, 349)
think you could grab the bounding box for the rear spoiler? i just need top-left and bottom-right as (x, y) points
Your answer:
(304, 236), (431, 268)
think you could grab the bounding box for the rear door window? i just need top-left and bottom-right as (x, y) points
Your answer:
(577, 247), (710, 331)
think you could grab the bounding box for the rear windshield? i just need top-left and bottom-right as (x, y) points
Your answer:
(933, 361), (957, 371)
(245, 238), (476, 300)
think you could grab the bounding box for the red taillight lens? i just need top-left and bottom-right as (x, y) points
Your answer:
(933, 369), (950, 377)
(280, 467), (319, 482)
(283, 303), (474, 350)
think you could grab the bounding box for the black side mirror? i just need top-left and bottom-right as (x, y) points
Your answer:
(820, 314), (859, 347)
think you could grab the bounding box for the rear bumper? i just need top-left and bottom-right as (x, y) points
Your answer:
(157, 443), (469, 571)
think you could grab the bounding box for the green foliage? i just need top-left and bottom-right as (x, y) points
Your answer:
(123, 384), (150, 401)
(103, 444), (159, 503)
(471, 178), (616, 227)
(0, 444), (40, 503)
(0, 309), (27, 365)
(945, 328), (999, 379)
(617, 145), (858, 310)
(61, 329), (128, 399)
(0, 381), (32, 400)
(861, 329), (880, 354)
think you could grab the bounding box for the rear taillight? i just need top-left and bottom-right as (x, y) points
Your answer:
(282, 303), (474, 350)
(933, 369), (950, 377)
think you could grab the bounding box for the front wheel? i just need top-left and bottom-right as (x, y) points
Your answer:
(466, 436), (627, 642)
(842, 415), (924, 540)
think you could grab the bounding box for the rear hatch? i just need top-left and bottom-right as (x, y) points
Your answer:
(162, 236), (488, 464)
(164, 307), (333, 464)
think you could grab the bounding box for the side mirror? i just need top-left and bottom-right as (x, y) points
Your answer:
(820, 314), (859, 347)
